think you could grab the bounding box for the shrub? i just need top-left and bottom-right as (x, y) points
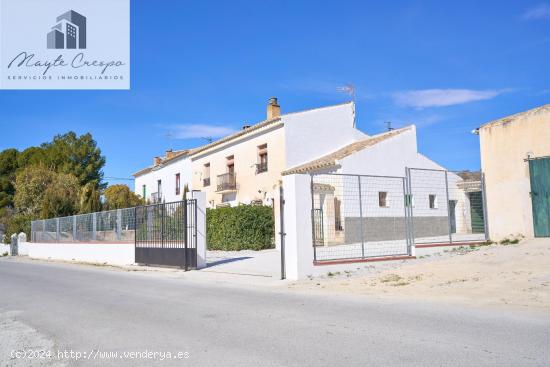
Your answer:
(207, 205), (274, 251)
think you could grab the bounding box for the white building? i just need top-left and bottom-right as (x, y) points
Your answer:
(133, 149), (193, 204)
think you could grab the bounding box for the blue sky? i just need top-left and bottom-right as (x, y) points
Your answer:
(1, 1), (549, 187)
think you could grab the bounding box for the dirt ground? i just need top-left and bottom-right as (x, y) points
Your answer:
(290, 238), (550, 314)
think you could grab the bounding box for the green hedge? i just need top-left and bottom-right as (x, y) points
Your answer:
(207, 205), (275, 251)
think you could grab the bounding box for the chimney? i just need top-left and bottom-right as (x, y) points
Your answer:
(153, 156), (162, 166)
(267, 97), (280, 120)
(165, 149), (176, 159)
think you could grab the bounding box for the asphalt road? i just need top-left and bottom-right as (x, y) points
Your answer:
(1, 259), (549, 367)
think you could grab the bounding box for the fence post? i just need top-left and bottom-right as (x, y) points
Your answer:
(405, 168), (416, 255)
(357, 175), (365, 259)
(402, 177), (411, 256)
(444, 170), (453, 245)
(92, 212), (97, 241)
(183, 199), (188, 270)
(116, 209), (122, 241)
(310, 175), (317, 262)
(56, 218), (60, 242)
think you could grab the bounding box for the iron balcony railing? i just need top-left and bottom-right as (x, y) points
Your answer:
(216, 172), (236, 192)
(256, 161), (268, 174)
(203, 177), (210, 187)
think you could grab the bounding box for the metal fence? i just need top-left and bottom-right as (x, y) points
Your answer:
(31, 207), (137, 243)
(311, 169), (487, 262)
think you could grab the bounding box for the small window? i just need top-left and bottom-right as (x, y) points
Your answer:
(257, 144), (268, 173)
(142, 184), (146, 199)
(429, 194), (438, 209)
(378, 192), (388, 208)
(175, 173), (181, 195)
(203, 163), (210, 187)
(226, 155), (234, 174)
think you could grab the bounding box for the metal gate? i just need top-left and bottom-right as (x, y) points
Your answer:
(529, 157), (550, 237)
(135, 200), (197, 270)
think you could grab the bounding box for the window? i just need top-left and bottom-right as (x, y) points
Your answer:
(175, 173), (181, 195)
(334, 198), (343, 230)
(203, 163), (210, 187)
(429, 194), (438, 209)
(157, 180), (162, 196)
(142, 185), (146, 199)
(378, 192), (388, 208)
(226, 155), (234, 174)
(256, 144), (268, 173)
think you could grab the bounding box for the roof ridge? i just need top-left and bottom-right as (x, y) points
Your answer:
(481, 103), (550, 129)
(282, 126), (413, 176)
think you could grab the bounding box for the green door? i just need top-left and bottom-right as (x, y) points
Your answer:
(469, 192), (485, 233)
(529, 158), (550, 237)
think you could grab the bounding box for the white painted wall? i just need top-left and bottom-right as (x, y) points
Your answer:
(191, 191), (207, 269)
(134, 156), (193, 203)
(25, 242), (135, 265)
(283, 102), (367, 169)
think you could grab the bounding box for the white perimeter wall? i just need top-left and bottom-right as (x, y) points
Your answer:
(25, 242), (135, 265)
(134, 156), (193, 203)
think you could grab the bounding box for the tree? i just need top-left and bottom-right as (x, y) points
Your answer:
(13, 165), (56, 218)
(40, 173), (80, 218)
(0, 148), (19, 208)
(42, 132), (106, 189)
(79, 182), (102, 214)
(103, 184), (143, 210)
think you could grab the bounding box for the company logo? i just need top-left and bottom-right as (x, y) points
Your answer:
(0, 0), (130, 90)
(47, 10), (87, 50)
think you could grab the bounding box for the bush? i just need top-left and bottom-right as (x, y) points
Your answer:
(207, 205), (275, 251)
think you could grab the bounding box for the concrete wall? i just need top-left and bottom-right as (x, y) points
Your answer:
(26, 242), (135, 265)
(191, 123), (285, 208)
(479, 106), (550, 239)
(134, 155), (193, 203)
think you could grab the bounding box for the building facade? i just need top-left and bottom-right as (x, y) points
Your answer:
(477, 104), (550, 240)
(134, 99), (366, 209)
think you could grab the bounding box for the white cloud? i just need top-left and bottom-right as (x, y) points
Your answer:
(392, 89), (506, 108)
(165, 124), (237, 140)
(523, 3), (550, 20)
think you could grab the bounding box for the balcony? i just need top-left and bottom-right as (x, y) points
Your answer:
(256, 161), (268, 174)
(203, 177), (210, 187)
(216, 172), (237, 192)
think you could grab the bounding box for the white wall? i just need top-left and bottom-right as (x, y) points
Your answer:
(283, 102), (367, 169)
(134, 156), (193, 203)
(191, 191), (207, 269)
(26, 242), (135, 265)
